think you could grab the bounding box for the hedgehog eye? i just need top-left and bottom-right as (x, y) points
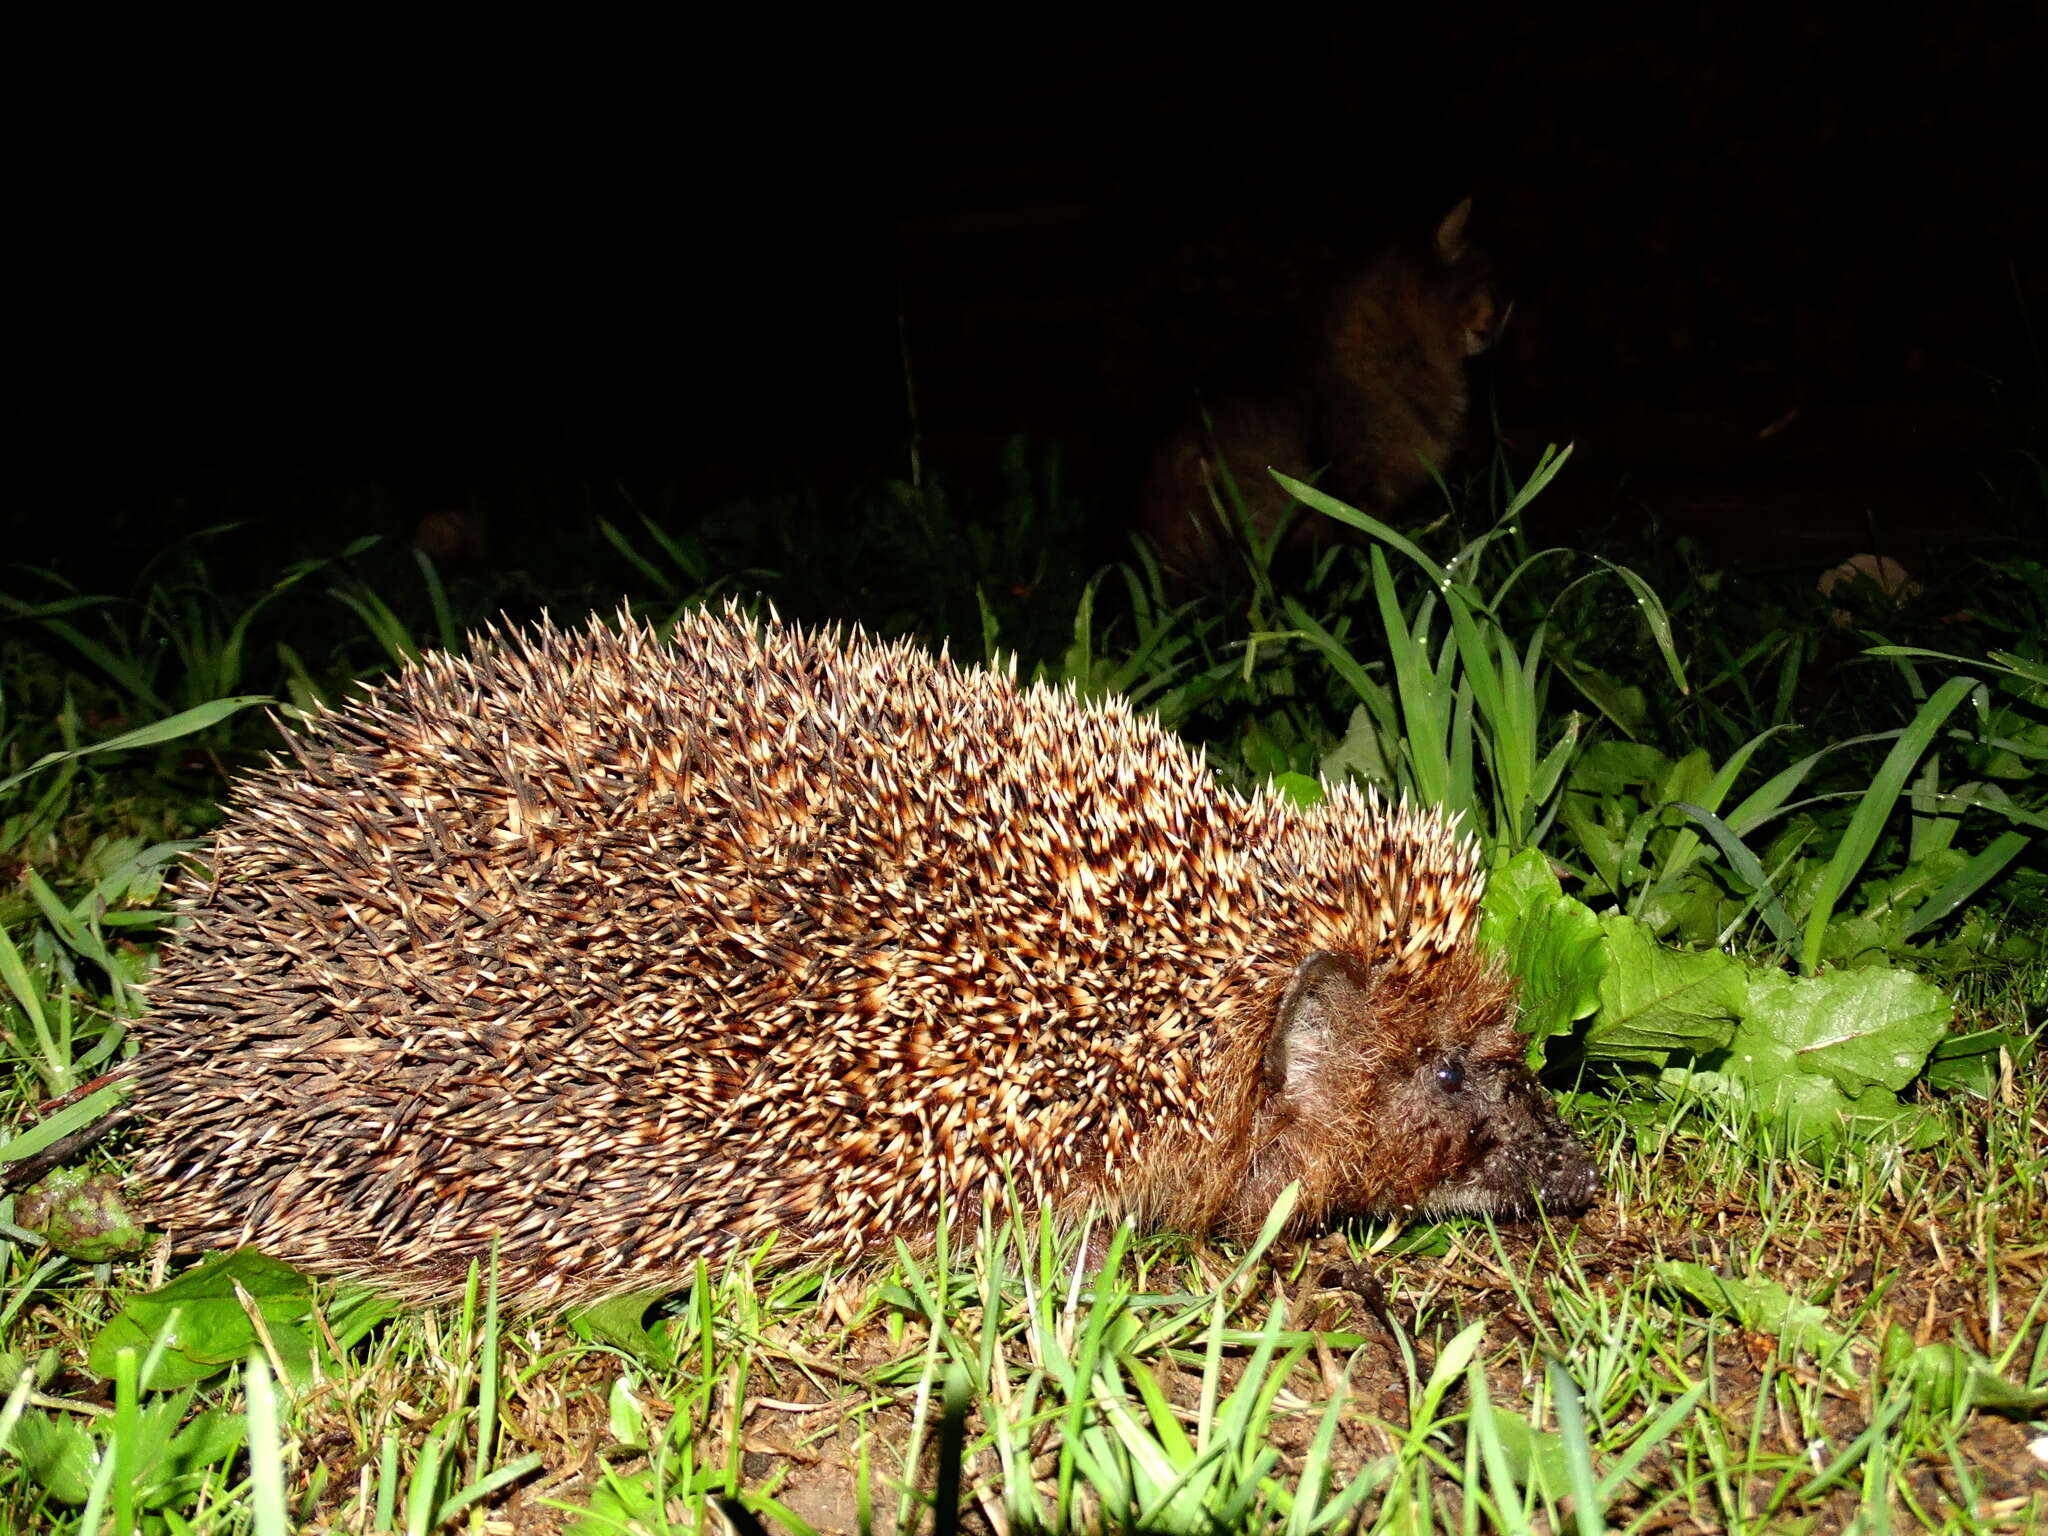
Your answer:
(1434, 1057), (1466, 1094)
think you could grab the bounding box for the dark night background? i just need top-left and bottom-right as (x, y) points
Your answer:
(8, 6), (2043, 587)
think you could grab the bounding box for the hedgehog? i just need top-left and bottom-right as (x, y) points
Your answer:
(106, 606), (1595, 1303)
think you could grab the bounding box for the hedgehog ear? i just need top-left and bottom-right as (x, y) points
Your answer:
(1435, 198), (1473, 262)
(1264, 951), (1374, 1099)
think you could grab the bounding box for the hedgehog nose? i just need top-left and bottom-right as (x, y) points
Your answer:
(1537, 1140), (1600, 1214)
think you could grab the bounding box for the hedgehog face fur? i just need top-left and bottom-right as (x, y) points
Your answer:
(1218, 949), (1600, 1235)
(125, 608), (1596, 1303)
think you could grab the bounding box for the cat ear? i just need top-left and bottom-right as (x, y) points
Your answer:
(1435, 198), (1474, 261)
(1264, 951), (1373, 1099)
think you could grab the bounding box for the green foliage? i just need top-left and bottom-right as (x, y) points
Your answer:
(88, 1251), (396, 1391)
(1582, 911), (1748, 1064)
(5, 1373), (245, 1513)
(567, 1291), (679, 1369)
(0, 1084), (127, 1173)
(1658, 1262), (2048, 1413)
(1282, 447), (1685, 854)
(1666, 966), (1954, 1149)
(1476, 850), (1605, 1060)
(1481, 850), (1962, 1145)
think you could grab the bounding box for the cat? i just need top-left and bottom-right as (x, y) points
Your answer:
(1137, 200), (1500, 586)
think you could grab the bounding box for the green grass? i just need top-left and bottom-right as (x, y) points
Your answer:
(0, 1071), (2041, 1531)
(0, 444), (2045, 1531)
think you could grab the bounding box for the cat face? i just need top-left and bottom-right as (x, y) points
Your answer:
(1433, 199), (1503, 357)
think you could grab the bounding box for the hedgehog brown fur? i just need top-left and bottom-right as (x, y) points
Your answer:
(124, 607), (1596, 1303)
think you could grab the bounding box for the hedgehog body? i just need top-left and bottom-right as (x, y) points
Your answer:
(128, 608), (1595, 1302)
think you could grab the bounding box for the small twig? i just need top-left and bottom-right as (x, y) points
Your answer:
(25, 1390), (111, 1418)
(306, 1292), (346, 1379)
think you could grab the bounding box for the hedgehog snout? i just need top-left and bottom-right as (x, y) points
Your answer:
(1531, 1130), (1602, 1214)
(1426, 1069), (1600, 1219)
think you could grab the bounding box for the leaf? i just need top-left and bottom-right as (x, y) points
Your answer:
(1318, 704), (1398, 789)
(1584, 914), (1746, 1063)
(160, 1405), (247, 1487)
(1502, 442), (1577, 520)
(606, 1373), (651, 1451)
(323, 1286), (402, 1354)
(1657, 749), (1716, 812)
(1736, 969), (1952, 1096)
(566, 1465), (669, 1536)
(1483, 1403), (1573, 1499)
(1665, 801), (1797, 949)
(101, 1388), (218, 1513)
(1553, 656), (1648, 739)
(1661, 963), (1954, 1148)
(1655, 1263), (1859, 1384)
(566, 1292), (674, 1366)
(6, 1411), (100, 1505)
(1477, 849), (1606, 1059)
(1897, 831), (2030, 939)
(87, 1251), (320, 1389)
(0, 1083), (130, 1166)
(1922, 1027), (2030, 1096)
(1269, 475), (1453, 587)
(1800, 673), (1982, 973)
(1269, 772), (1324, 808)
(1881, 1328), (2048, 1414)
(1568, 738), (1674, 796)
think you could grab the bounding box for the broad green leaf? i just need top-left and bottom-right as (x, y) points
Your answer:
(6, 1410), (98, 1505)
(1478, 849), (1605, 1059)
(1881, 1327), (2048, 1414)
(1585, 914), (1746, 1063)
(1569, 739), (1673, 795)
(566, 1292), (675, 1367)
(87, 1251), (322, 1389)
(1269, 772), (1323, 808)
(1897, 832), (2030, 939)
(1736, 968), (1952, 1095)
(1657, 749), (1715, 813)
(1318, 704), (1399, 789)
(1483, 1403), (1573, 1500)
(1922, 1027), (2030, 1096)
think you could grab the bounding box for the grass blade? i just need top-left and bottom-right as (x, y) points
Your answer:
(1668, 802), (1799, 950)
(246, 1353), (291, 1536)
(1800, 675), (1981, 973)
(1898, 829), (2031, 940)
(0, 696), (270, 797)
